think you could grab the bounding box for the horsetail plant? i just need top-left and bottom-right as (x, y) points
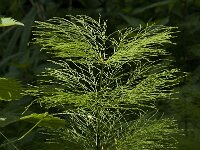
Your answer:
(22, 15), (182, 150)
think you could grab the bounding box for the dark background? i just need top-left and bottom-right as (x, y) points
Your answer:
(0, 0), (200, 149)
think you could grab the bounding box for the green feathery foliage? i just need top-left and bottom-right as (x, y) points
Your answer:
(22, 15), (182, 150)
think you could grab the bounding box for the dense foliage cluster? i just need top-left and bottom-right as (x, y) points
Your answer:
(17, 15), (181, 150)
(1, 0), (200, 149)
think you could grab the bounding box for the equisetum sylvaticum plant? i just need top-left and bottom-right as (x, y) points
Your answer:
(21, 15), (182, 150)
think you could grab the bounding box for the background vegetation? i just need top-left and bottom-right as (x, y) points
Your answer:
(0, 0), (200, 149)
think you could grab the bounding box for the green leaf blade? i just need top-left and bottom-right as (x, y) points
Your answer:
(20, 113), (67, 129)
(0, 17), (24, 27)
(0, 78), (22, 101)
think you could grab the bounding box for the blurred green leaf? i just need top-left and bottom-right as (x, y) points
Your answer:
(0, 111), (20, 127)
(19, 7), (36, 55)
(0, 78), (22, 101)
(20, 113), (67, 129)
(0, 97), (32, 127)
(156, 17), (169, 25)
(0, 17), (24, 27)
(180, 15), (200, 34)
(131, 0), (177, 15)
(4, 27), (23, 58)
(119, 13), (145, 27)
(194, 0), (200, 7)
(80, 0), (101, 8)
(190, 44), (200, 57)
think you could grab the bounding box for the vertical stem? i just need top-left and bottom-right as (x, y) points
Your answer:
(96, 63), (104, 150)
(96, 107), (100, 150)
(96, 50), (105, 149)
(183, 97), (188, 136)
(99, 63), (104, 90)
(184, 115), (188, 136)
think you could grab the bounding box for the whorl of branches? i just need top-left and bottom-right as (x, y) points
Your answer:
(22, 15), (182, 149)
